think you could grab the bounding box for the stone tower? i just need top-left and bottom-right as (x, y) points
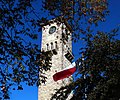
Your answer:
(38, 18), (74, 100)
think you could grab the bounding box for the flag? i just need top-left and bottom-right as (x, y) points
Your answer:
(53, 62), (76, 81)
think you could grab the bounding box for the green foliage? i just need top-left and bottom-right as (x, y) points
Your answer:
(1, 0), (119, 99)
(0, 0), (52, 99)
(43, 0), (109, 42)
(41, 0), (120, 99)
(51, 31), (120, 100)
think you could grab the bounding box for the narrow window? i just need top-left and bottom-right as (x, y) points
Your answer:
(55, 41), (58, 49)
(51, 42), (53, 50)
(46, 43), (49, 51)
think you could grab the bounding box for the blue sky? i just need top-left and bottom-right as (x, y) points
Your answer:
(10, 1), (120, 100)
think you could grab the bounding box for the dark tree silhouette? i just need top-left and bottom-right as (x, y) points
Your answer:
(1, 0), (119, 100)
(43, 0), (109, 41)
(51, 30), (120, 100)
(0, 0), (52, 99)
(41, 0), (120, 99)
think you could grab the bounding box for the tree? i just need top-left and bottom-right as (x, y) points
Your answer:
(1, 0), (118, 100)
(51, 30), (120, 100)
(0, 0), (52, 99)
(42, 0), (120, 99)
(42, 0), (109, 41)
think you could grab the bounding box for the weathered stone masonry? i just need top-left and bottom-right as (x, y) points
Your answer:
(38, 18), (73, 100)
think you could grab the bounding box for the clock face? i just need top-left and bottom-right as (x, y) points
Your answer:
(49, 26), (56, 34)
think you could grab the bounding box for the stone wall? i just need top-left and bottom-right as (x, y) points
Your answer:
(38, 20), (72, 100)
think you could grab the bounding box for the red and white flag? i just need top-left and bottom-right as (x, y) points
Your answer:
(53, 62), (76, 81)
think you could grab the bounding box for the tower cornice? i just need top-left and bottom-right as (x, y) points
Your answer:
(40, 17), (72, 32)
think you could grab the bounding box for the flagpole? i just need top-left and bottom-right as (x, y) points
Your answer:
(82, 52), (87, 100)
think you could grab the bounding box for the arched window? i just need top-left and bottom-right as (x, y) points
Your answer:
(55, 41), (58, 49)
(51, 42), (53, 50)
(46, 43), (49, 50)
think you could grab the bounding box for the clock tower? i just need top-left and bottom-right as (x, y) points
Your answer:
(38, 18), (74, 100)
